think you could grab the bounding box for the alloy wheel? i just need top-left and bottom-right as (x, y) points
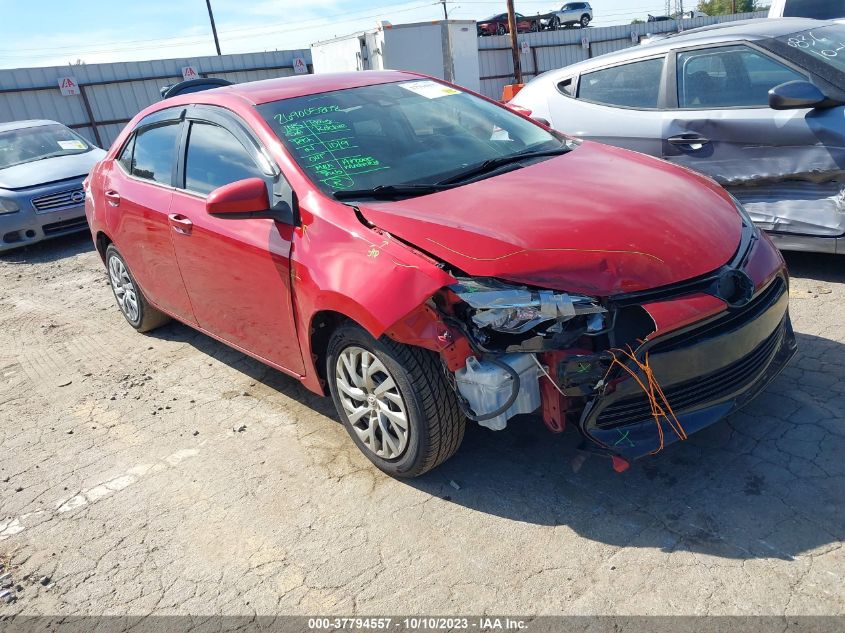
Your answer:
(335, 346), (409, 460)
(108, 255), (139, 323)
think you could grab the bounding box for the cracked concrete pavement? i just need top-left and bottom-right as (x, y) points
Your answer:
(0, 232), (842, 616)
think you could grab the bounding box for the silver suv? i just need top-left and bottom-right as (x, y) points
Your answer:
(544, 2), (593, 29)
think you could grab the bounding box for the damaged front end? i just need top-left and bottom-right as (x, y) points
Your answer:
(387, 221), (797, 471)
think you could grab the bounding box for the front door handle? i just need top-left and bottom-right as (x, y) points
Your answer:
(168, 213), (193, 235)
(667, 134), (710, 150)
(104, 190), (121, 206)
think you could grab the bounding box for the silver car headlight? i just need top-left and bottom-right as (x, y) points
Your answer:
(0, 199), (20, 214)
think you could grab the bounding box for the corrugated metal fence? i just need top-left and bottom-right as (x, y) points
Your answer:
(477, 11), (768, 99)
(0, 50), (312, 149)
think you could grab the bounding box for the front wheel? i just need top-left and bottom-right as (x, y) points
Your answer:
(580, 14), (590, 27)
(497, 24), (506, 36)
(326, 323), (465, 478)
(551, 16), (560, 30)
(105, 245), (170, 332)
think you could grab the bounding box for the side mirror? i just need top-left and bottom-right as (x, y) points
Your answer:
(769, 80), (830, 110)
(206, 177), (293, 224)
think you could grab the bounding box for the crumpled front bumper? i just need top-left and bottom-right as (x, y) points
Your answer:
(578, 275), (796, 461)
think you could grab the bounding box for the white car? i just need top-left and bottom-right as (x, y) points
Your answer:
(768, 0), (844, 19)
(542, 2), (593, 29)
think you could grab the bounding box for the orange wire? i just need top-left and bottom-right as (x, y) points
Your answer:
(604, 346), (687, 455)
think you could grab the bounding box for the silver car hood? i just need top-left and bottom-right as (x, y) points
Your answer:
(0, 149), (106, 190)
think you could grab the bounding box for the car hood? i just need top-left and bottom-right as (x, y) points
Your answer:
(0, 149), (106, 190)
(356, 142), (742, 296)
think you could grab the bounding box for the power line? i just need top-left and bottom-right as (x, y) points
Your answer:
(0, 2), (440, 59)
(0, 0), (437, 56)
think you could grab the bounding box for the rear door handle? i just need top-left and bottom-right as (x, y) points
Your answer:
(104, 190), (121, 206)
(168, 213), (193, 235)
(667, 134), (710, 150)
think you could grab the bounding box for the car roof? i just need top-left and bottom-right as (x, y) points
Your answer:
(533, 17), (832, 79)
(0, 119), (62, 133)
(161, 70), (424, 107)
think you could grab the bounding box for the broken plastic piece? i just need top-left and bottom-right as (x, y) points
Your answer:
(611, 455), (630, 473)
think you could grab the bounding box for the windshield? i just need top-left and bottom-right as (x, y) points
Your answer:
(258, 80), (563, 196)
(775, 24), (845, 75)
(0, 123), (91, 170)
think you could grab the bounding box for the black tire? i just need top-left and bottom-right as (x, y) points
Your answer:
(497, 24), (506, 36)
(105, 244), (170, 333)
(530, 20), (539, 32)
(326, 322), (465, 478)
(580, 14), (590, 27)
(551, 16), (560, 30)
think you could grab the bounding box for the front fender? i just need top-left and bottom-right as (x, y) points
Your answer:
(291, 210), (455, 393)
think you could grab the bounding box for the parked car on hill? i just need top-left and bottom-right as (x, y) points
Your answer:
(477, 13), (537, 36)
(0, 120), (105, 252)
(541, 2), (593, 29)
(510, 18), (845, 254)
(86, 71), (794, 477)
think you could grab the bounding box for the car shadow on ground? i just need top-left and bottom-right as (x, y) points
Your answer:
(154, 311), (844, 562)
(136, 250), (843, 562)
(784, 250), (845, 284)
(0, 231), (94, 264)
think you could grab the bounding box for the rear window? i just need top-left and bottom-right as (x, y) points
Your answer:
(782, 0), (844, 19)
(0, 123), (91, 170)
(130, 123), (179, 185)
(578, 58), (665, 108)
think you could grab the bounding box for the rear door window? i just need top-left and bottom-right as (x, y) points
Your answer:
(130, 123), (180, 185)
(677, 45), (807, 108)
(578, 58), (665, 108)
(183, 122), (263, 195)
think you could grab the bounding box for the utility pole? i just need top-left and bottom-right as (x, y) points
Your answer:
(440, 0), (448, 19)
(205, 0), (222, 56)
(731, 0), (737, 14)
(506, 0), (523, 84)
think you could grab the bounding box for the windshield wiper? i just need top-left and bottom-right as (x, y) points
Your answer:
(333, 183), (452, 201)
(437, 146), (571, 186)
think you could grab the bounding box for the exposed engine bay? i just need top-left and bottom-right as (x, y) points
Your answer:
(428, 277), (657, 441)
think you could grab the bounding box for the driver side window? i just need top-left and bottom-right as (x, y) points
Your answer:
(677, 45), (807, 108)
(183, 122), (264, 195)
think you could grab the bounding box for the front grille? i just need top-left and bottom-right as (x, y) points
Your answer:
(649, 276), (785, 354)
(42, 217), (88, 235)
(595, 321), (783, 429)
(31, 187), (85, 213)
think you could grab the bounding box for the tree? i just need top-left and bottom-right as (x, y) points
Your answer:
(697, 0), (757, 14)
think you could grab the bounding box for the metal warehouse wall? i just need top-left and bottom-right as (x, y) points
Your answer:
(0, 50), (312, 149)
(477, 11), (767, 99)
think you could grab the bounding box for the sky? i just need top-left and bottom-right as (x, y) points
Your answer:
(0, 0), (687, 69)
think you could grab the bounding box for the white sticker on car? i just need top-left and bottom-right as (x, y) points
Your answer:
(58, 140), (86, 150)
(398, 80), (460, 99)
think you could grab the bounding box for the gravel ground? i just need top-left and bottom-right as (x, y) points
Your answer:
(0, 232), (842, 617)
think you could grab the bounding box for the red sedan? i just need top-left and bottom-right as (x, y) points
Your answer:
(85, 71), (795, 477)
(477, 12), (538, 35)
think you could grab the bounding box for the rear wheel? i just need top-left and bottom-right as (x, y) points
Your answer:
(326, 323), (465, 478)
(105, 245), (170, 332)
(551, 16), (560, 30)
(497, 24), (506, 35)
(530, 20), (539, 32)
(580, 14), (590, 27)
